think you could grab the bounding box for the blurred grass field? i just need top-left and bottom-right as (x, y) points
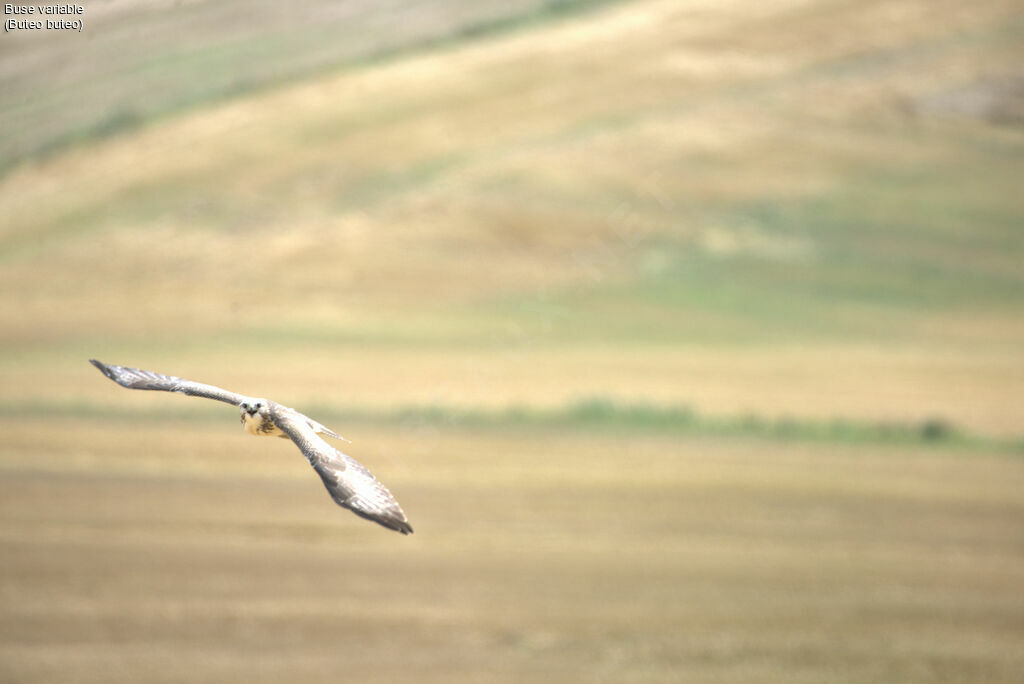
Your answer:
(2, 419), (1023, 683)
(1, 0), (1024, 682)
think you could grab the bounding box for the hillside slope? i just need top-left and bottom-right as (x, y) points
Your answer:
(1, 0), (1022, 436)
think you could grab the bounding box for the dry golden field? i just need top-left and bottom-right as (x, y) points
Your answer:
(1, 0), (1023, 682)
(1, 418), (1023, 683)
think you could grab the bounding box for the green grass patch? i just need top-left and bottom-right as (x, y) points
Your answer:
(7, 397), (1018, 452)
(326, 397), (1014, 451)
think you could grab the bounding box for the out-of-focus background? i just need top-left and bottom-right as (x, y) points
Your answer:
(2, 1), (1023, 682)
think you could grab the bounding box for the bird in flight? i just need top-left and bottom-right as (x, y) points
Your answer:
(89, 359), (413, 535)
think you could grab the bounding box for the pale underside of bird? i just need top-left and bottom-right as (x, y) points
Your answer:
(89, 359), (413, 535)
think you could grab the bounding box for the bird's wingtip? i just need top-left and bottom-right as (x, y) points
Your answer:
(379, 514), (413, 535)
(89, 359), (116, 379)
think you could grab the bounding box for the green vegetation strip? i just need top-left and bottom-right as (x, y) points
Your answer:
(3, 397), (1020, 452)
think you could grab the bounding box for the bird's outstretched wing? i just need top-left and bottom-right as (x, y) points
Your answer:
(90, 359), (249, 406)
(91, 359), (345, 440)
(270, 402), (413, 535)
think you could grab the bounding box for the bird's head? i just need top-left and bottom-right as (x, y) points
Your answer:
(239, 399), (269, 419)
